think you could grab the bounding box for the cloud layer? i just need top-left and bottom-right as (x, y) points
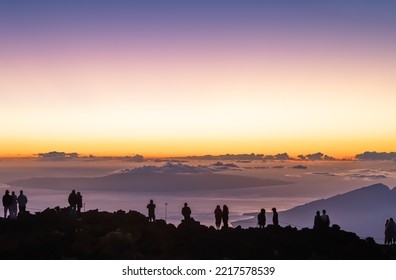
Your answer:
(297, 152), (335, 161)
(355, 152), (396, 161)
(312, 168), (396, 180)
(116, 162), (241, 175)
(37, 151), (79, 161)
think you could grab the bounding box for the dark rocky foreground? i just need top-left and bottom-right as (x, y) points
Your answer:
(0, 208), (394, 260)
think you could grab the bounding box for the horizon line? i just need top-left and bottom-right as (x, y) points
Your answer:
(1, 150), (394, 161)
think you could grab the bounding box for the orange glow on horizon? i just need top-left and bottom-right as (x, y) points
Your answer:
(1, 13), (395, 160)
(1, 134), (396, 160)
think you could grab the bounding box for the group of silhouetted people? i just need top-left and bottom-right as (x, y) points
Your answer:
(258, 208), (331, 230)
(385, 218), (396, 245)
(144, 200), (282, 230)
(257, 207), (279, 228)
(68, 190), (83, 216)
(213, 205), (229, 229)
(313, 209), (331, 229)
(2, 190), (28, 219)
(181, 203), (230, 229)
(145, 200), (231, 229)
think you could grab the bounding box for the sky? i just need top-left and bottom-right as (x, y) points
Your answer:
(1, 0), (395, 158)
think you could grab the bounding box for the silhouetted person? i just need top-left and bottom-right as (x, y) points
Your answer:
(68, 190), (78, 216)
(392, 219), (396, 244)
(321, 209), (330, 228)
(313, 210), (323, 229)
(147, 199), (156, 222)
(385, 218), (396, 245)
(385, 219), (391, 245)
(214, 205), (222, 229)
(10, 191), (18, 219)
(2, 190), (12, 218)
(182, 202), (191, 221)
(272, 207), (279, 227)
(17, 190), (28, 215)
(258, 208), (266, 228)
(222, 205), (229, 228)
(76, 192), (83, 214)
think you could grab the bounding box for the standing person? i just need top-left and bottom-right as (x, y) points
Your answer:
(68, 190), (78, 216)
(321, 209), (330, 228)
(214, 205), (222, 229)
(313, 211), (323, 229)
(386, 218), (396, 244)
(222, 205), (229, 228)
(272, 207), (279, 227)
(76, 192), (83, 214)
(17, 190), (28, 215)
(385, 219), (391, 245)
(147, 199), (156, 222)
(2, 190), (12, 218)
(258, 208), (266, 228)
(181, 202), (192, 221)
(10, 191), (18, 218)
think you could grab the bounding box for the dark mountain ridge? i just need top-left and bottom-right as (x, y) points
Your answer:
(235, 183), (396, 241)
(0, 208), (394, 260)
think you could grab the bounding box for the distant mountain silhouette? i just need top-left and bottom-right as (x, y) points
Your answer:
(235, 183), (396, 241)
(8, 172), (290, 192)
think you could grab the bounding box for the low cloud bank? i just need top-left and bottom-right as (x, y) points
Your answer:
(184, 152), (339, 161)
(312, 168), (393, 180)
(122, 155), (145, 162)
(185, 153), (264, 161)
(355, 152), (396, 161)
(37, 151), (79, 161)
(263, 153), (291, 160)
(298, 152), (335, 161)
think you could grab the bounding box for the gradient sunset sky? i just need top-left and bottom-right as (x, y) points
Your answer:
(1, 0), (395, 158)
